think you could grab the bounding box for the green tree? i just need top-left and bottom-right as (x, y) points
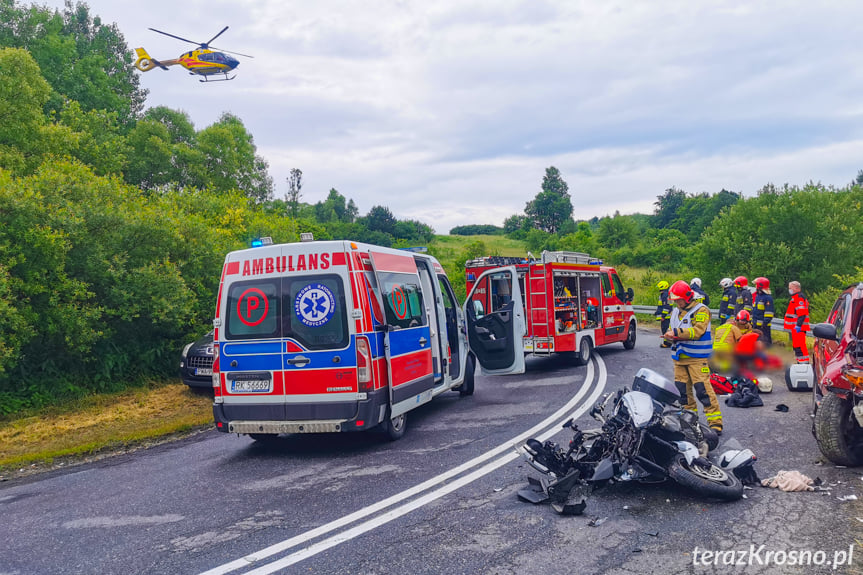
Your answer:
(286, 168), (303, 218)
(0, 47), (51, 174)
(197, 113), (274, 201)
(652, 187), (687, 229)
(525, 166), (573, 233)
(597, 211), (638, 250)
(0, 1), (147, 127)
(365, 205), (397, 235)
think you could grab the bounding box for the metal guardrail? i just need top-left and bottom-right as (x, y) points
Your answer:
(631, 305), (785, 329)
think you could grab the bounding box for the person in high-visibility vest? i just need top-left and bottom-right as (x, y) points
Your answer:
(718, 277), (735, 322)
(655, 280), (673, 348)
(733, 276), (753, 316)
(752, 277), (774, 347)
(784, 280), (811, 363)
(664, 280), (723, 433)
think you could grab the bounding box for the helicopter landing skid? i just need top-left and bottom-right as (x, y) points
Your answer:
(199, 74), (236, 82)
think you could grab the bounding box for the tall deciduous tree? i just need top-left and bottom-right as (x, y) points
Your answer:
(287, 168), (303, 217)
(0, 1), (147, 127)
(525, 166), (573, 234)
(0, 47), (50, 174)
(197, 113), (274, 201)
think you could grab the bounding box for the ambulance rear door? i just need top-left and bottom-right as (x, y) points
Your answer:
(464, 266), (526, 375)
(369, 250), (436, 417)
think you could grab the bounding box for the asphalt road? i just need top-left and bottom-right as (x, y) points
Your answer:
(2, 327), (861, 575)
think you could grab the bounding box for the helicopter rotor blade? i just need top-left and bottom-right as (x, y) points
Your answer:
(205, 26), (230, 48)
(148, 27), (201, 46)
(209, 46), (254, 58)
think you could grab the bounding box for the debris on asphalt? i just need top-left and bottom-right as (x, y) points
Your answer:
(623, 505), (630, 510)
(644, 531), (659, 537)
(836, 465), (848, 469)
(588, 517), (608, 527)
(493, 487), (502, 492)
(775, 404), (789, 412)
(632, 548), (642, 553)
(742, 494), (748, 499)
(761, 470), (814, 491)
(837, 495), (859, 502)
(857, 518), (863, 523)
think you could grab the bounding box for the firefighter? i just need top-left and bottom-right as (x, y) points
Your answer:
(690, 277), (710, 306)
(655, 281), (673, 348)
(664, 280), (723, 433)
(733, 276), (753, 316)
(784, 280), (811, 363)
(718, 277), (735, 322)
(752, 277), (774, 347)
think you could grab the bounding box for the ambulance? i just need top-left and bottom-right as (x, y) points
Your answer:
(465, 251), (637, 365)
(211, 237), (526, 441)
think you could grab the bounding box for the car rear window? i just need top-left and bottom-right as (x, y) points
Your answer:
(224, 275), (349, 350)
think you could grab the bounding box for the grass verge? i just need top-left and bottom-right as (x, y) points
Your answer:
(0, 380), (212, 477)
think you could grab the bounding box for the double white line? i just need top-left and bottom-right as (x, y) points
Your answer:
(201, 354), (608, 575)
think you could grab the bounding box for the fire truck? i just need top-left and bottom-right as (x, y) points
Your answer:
(465, 251), (637, 364)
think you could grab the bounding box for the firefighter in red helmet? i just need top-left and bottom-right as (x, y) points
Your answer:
(664, 280), (723, 433)
(752, 277), (774, 346)
(733, 276), (753, 317)
(784, 280), (810, 363)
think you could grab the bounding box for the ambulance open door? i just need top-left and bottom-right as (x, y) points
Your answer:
(463, 266), (526, 375)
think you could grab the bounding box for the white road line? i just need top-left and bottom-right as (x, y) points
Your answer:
(239, 354), (608, 575)
(200, 357), (602, 575)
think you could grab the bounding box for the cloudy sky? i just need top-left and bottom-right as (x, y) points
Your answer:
(44, 0), (863, 232)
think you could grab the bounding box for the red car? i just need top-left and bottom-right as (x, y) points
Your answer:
(812, 282), (863, 465)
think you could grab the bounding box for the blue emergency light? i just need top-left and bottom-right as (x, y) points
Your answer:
(251, 237), (273, 248)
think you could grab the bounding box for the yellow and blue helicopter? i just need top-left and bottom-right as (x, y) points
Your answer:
(134, 26), (252, 82)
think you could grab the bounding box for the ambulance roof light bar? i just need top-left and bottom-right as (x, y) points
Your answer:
(300, 232), (315, 242)
(251, 236), (273, 248)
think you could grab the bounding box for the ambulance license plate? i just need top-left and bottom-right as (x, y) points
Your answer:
(195, 368), (212, 376)
(231, 379), (271, 393)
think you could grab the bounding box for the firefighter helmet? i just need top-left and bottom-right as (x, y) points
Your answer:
(668, 280), (694, 302)
(719, 277), (733, 288)
(734, 276), (748, 288)
(656, 280), (669, 290)
(690, 277), (702, 288)
(735, 309), (751, 323)
(754, 276), (769, 290)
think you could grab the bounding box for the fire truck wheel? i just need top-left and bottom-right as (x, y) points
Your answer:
(384, 411), (407, 441)
(458, 355), (476, 396)
(623, 321), (636, 350)
(574, 338), (593, 366)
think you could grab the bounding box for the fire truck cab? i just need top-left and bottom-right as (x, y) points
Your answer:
(465, 251), (636, 364)
(211, 239), (525, 441)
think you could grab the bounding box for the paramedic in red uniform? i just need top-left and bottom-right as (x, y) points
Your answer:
(664, 280), (723, 433)
(784, 280), (811, 363)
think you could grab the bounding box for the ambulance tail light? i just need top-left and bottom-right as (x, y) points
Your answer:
(212, 345), (223, 402)
(356, 336), (373, 391)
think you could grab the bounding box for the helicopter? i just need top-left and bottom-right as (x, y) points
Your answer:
(134, 26), (252, 82)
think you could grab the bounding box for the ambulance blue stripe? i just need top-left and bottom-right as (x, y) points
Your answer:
(223, 341), (282, 355)
(283, 343), (357, 369)
(387, 325), (432, 357)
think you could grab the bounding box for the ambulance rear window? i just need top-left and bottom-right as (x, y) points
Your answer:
(378, 272), (426, 330)
(225, 279), (281, 340)
(284, 275), (348, 350)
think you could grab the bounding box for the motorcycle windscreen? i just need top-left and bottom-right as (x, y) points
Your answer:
(463, 266), (526, 375)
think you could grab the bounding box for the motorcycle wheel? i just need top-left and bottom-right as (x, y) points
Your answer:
(667, 455), (743, 501)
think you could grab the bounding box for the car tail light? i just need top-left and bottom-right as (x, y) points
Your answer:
(357, 336), (373, 391)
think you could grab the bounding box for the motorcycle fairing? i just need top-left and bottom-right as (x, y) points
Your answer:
(622, 391), (655, 428)
(674, 440), (700, 465)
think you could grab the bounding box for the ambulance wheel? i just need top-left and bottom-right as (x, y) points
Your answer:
(623, 321), (636, 350)
(458, 355), (476, 396)
(574, 338), (593, 366)
(384, 411), (407, 441)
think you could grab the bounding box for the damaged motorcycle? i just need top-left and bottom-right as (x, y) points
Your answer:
(518, 368), (743, 515)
